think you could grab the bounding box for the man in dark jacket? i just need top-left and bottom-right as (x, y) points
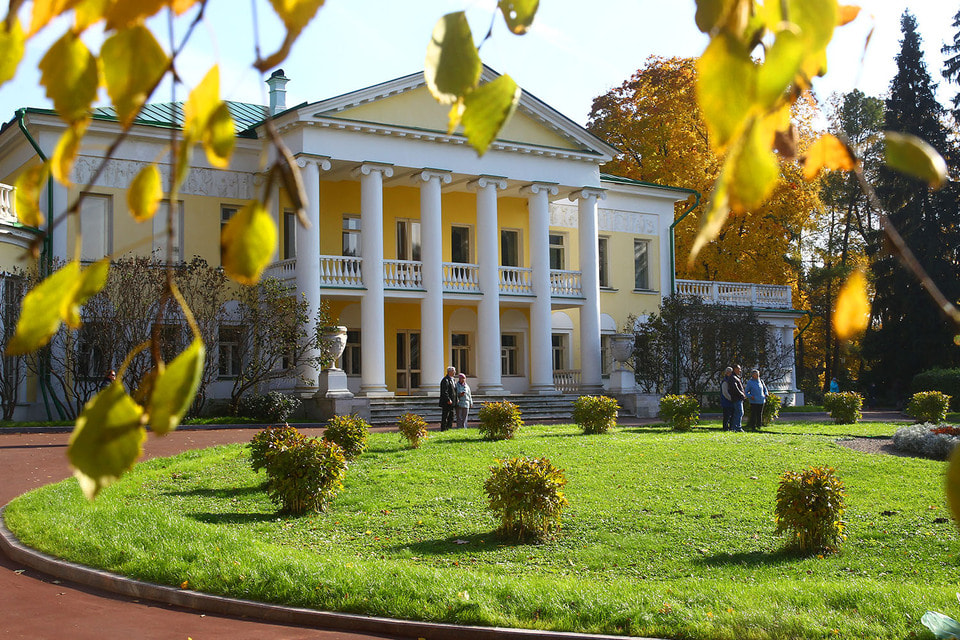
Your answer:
(720, 367), (734, 430)
(730, 364), (746, 432)
(439, 366), (458, 431)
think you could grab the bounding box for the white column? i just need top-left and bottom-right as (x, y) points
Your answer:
(521, 182), (559, 394)
(293, 156), (330, 391)
(783, 324), (797, 391)
(355, 162), (394, 397)
(414, 169), (451, 396)
(49, 180), (68, 261)
(571, 187), (606, 394)
(470, 176), (507, 395)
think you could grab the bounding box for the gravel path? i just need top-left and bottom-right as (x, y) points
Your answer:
(836, 436), (917, 457)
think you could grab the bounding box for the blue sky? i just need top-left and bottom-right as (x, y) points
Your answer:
(2, 1), (959, 127)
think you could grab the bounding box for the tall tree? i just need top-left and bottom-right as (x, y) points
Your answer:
(942, 7), (960, 120)
(863, 11), (960, 399)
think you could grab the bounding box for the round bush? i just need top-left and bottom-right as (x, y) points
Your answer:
(823, 391), (863, 425)
(906, 391), (952, 424)
(572, 395), (619, 434)
(477, 401), (523, 441)
(775, 466), (846, 554)
(659, 394), (700, 431)
(323, 414), (370, 460)
(484, 455), (568, 542)
(397, 413), (429, 448)
(265, 438), (346, 514)
(761, 394), (782, 428)
(248, 424), (305, 472)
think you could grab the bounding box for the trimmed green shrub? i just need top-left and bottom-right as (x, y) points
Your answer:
(572, 395), (619, 434)
(823, 391), (863, 424)
(236, 392), (301, 423)
(484, 455), (568, 542)
(397, 413), (429, 448)
(477, 401), (523, 441)
(323, 414), (370, 460)
(906, 391), (952, 424)
(264, 438), (346, 514)
(659, 394), (700, 431)
(762, 393), (783, 427)
(248, 424), (305, 472)
(775, 466), (847, 554)
(912, 368), (960, 411)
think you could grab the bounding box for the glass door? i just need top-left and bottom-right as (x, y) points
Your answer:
(396, 331), (421, 394)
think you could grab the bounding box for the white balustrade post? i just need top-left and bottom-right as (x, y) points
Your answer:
(521, 182), (559, 394)
(415, 170), (451, 395)
(469, 176), (507, 395)
(571, 187), (605, 394)
(355, 163), (393, 397)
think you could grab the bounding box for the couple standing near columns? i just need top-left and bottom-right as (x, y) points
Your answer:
(439, 366), (473, 431)
(721, 365), (769, 431)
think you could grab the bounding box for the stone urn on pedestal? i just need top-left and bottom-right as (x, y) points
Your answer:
(607, 333), (636, 393)
(317, 325), (352, 398)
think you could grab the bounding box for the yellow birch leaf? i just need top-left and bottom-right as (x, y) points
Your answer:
(221, 200), (277, 284)
(29, 0), (82, 36)
(696, 32), (756, 150)
(128, 165), (163, 221)
(884, 131), (948, 189)
(148, 338), (204, 435)
(756, 30), (805, 108)
(497, 0), (538, 34)
(68, 381), (146, 500)
(461, 75), (521, 156)
(39, 31), (99, 124)
(101, 25), (168, 127)
(803, 133), (856, 180)
(6, 261), (81, 355)
(74, 0), (112, 32)
(425, 12), (482, 105)
(170, 0), (201, 15)
(14, 164), (49, 228)
(50, 120), (88, 185)
(838, 5), (861, 26)
(0, 18), (25, 88)
(102, 0), (167, 30)
(833, 270), (870, 341)
(68, 258), (110, 326)
(727, 117), (778, 212)
(184, 66), (220, 139)
(255, 0), (325, 71)
(201, 101), (235, 168)
(689, 167), (731, 267)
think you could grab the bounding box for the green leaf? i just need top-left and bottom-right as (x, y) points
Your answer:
(425, 12), (481, 105)
(728, 117), (778, 211)
(696, 31), (756, 150)
(101, 25), (168, 128)
(946, 446), (960, 531)
(127, 165), (163, 221)
(694, 0), (727, 33)
(69, 258), (110, 328)
(461, 75), (521, 156)
(0, 18), (25, 88)
(201, 101), (235, 168)
(497, 0), (538, 34)
(757, 30), (805, 107)
(38, 30), (98, 124)
(221, 200), (277, 284)
(6, 261), (81, 355)
(921, 610), (960, 640)
(689, 166), (731, 266)
(14, 163), (49, 228)
(67, 381), (146, 500)
(149, 338), (204, 435)
(884, 131), (948, 188)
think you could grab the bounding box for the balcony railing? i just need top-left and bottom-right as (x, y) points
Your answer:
(443, 262), (480, 292)
(320, 255), (363, 287)
(499, 266), (533, 295)
(550, 269), (582, 297)
(384, 259), (422, 290)
(553, 369), (581, 393)
(0, 183), (15, 225)
(675, 279), (792, 309)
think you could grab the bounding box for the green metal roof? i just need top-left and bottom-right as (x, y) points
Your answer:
(90, 101), (268, 137)
(600, 172), (699, 196)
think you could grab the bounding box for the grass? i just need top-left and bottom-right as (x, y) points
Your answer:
(4, 420), (958, 639)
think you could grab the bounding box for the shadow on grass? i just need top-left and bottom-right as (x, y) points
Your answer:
(762, 429), (892, 439)
(187, 511), (277, 525)
(619, 426), (680, 434)
(162, 486), (263, 499)
(694, 549), (809, 567)
(392, 531), (520, 555)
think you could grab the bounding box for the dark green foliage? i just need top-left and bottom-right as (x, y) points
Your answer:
(572, 395), (619, 434)
(775, 466), (847, 554)
(912, 368), (960, 410)
(236, 392), (301, 423)
(476, 401), (523, 441)
(397, 413), (429, 448)
(906, 391), (951, 424)
(264, 438), (346, 515)
(823, 392), (863, 424)
(323, 414), (369, 460)
(248, 424), (305, 472)
(483, 455), (568, 541)
(659, 394), (700, 431)
(761, 394), (782, 427)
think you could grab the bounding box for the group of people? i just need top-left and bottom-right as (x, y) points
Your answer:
(439, 366), (473, 430)
(719, 364), (769, 432)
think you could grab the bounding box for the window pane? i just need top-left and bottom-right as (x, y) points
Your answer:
(501, 230), (520, 267)
(80, 194), (111, 261)
(154, 201), (183, 262)
(343, 216), (361, 257)
(598, 237), (609, 287)
(451, 226), (470, 263)
(283, 210), (296, 260)
(634, 239), (649, 290)
(549, 234), (565, 270)
(396, 221), (408, 260)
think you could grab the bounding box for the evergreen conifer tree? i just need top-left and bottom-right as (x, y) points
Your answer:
(942, 8), (960, 120)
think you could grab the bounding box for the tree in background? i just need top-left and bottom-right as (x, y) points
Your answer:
(942, 7), (960, 123)
(863, 11), (960, 400)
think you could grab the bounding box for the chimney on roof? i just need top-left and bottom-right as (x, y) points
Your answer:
(267, 69), (289, 116)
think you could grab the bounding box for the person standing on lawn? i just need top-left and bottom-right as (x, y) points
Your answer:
(455, 373), (472, 429)
(439, 366), (458, 431)
(745, 369), (769, 431)
(730, 364), (746, 432)
(720, 367), (734, 431)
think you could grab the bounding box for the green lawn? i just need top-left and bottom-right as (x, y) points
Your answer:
(4, 421), (957, 639)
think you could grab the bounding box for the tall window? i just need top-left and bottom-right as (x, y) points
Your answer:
(598, 236), (610, 287)
(156, 323), (182, 364)
(76, 321), (109, 380)
(396, 219), (421, 260)
(451, 333), (470, 375)
(283, 209), (296, 260)
(634, 239), (650, 290)
(549, 234), (565, 270)
(342, 329), (361, 375)
(601, 334), (612, 376)
(220, 205), (238, 264)
(551, 334), (567, 370)
(501, 333), (520, 376)
(153, 200), (184, 262)
(218, 325), (242, 378)
(342, 216), (361, 256)
(79, 193), (112, 261)
(500, 229), (521, 267)
(451, 225), (471, 263)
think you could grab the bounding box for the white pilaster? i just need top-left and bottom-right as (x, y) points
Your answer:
(49, 180), (68, 261)
(414, 169), (452, 395)
(355, 162), (394, 397)
(571, 187), (606, 394)
(521, 182), (559, 394)
(470, 176), (507, 395)
(293, 156), (330, 391)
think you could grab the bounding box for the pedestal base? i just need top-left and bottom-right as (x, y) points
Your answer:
(317, 369), (354, 399)
(606, 368), (636, 394)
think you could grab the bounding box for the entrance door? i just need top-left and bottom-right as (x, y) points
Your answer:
(396, 331), (421, 395)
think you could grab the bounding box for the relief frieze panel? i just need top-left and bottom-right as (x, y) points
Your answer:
(73, 156), (256, 200)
